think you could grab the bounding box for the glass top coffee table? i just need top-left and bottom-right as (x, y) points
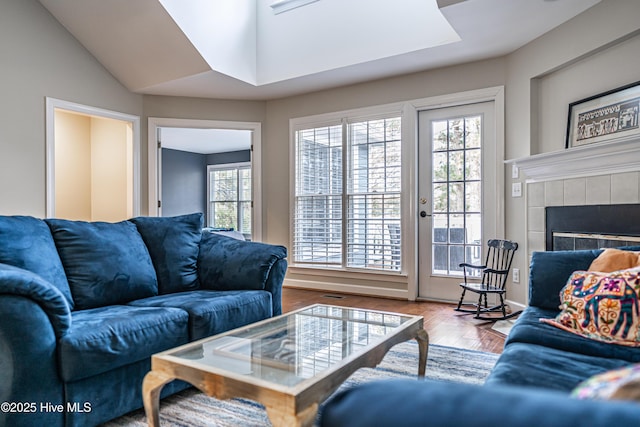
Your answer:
(143, 304), (428, 427)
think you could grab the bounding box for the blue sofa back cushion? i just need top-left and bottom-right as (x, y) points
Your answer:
(529, 249), (602, 310)
(0, 215), (74, 308)
(529, 246), (640, 310)
(45, 219), (158, 310)
(130, 213), (203, 294)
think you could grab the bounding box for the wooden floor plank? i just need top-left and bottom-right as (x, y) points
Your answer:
(282, 288), (506, 354)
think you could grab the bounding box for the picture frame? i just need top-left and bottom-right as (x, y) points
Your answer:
(566, 81), (640, 149)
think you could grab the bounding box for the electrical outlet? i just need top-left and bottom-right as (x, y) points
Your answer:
(513, 268), (520, 283)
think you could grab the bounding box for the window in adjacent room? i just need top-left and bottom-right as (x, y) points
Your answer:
(207, 163), (251, 239)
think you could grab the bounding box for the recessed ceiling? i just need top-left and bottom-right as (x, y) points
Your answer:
(38, 0), (601, 100)
(160, 128), (252, 154)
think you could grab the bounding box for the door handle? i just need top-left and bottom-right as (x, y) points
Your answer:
(420, 211), (431, 218)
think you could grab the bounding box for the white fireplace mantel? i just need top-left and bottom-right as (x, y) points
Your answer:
(505, 136), (640, 182)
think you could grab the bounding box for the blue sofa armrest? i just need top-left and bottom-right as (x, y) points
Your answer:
(0, 263), (71, 426)
(320, 379), (640, 427)
(198, 233), (288, 315)
(0, 263), (71, 338)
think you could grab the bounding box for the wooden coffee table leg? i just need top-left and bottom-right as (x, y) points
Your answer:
(415, 328), (429, 377)
(143, 371), (176, 427)
(266, 403), (318, 427)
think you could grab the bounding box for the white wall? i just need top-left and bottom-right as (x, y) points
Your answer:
(0, 0), (142, 217)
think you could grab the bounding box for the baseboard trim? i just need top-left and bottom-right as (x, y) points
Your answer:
(284, 279), (409, 300)
(505, 299), (527, 312)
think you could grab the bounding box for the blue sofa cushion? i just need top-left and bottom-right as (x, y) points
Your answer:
(129, 290), (273, 340)
(130, 213), (203, 294)
(46, 219), (158, 310)
(198, 233), (287, 291)
(0, 215), (73, 308)
(528, 249), (602, 310)
(58, 305), (189, 382)
(506, 307), (640, 363)
(485, 342), (630, 392)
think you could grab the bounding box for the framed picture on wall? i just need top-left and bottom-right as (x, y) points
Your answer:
(566, 81), (640, 148)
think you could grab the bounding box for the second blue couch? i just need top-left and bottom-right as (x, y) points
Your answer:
(320, 248), (640, 426)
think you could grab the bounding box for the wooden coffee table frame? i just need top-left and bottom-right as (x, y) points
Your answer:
(142, 305), (429, 427)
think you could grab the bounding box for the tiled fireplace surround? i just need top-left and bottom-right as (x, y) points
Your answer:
(527, 172), (640, 256)
(511, 138), (640, 259)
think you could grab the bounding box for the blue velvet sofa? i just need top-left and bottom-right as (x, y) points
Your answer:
(321, 248), (640, 426)
(0, 213), (287, 427)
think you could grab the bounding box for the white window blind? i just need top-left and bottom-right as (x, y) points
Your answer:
(293, 115), (402, 271)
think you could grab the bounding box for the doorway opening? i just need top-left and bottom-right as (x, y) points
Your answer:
(148, 118), (262, 241)
(45, 98), (141, 221)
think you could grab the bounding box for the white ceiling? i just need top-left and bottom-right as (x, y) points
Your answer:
(160, 127), (253, 154)
(38, 0), (601, 101)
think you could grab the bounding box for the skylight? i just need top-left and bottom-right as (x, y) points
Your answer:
(270, 0), (320, 15)
(158, 0), (460, 86)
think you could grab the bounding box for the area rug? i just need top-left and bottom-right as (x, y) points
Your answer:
(103, 342), (499, 427)
(491, 319), (517, 336)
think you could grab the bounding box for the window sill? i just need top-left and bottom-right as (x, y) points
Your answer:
(288, 265), (408, 283)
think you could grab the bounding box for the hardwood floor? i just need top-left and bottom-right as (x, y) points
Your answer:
(282, 287), (506, 354)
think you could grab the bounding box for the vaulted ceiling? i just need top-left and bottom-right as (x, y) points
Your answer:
(39, 0), (600, 100)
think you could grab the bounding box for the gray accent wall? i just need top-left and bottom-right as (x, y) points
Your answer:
(206, 150), (251, 165)
(161, 149), (207, 217)
(161, 149), (251, 218)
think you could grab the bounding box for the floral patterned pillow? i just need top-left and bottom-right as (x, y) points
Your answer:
(572, 363), (640, 402)
(541, 267), (640, 347)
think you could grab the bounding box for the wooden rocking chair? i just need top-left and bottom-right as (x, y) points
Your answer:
(455, 239), (520, 321)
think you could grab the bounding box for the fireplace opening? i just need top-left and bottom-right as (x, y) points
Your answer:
(545, 204), (640, 251)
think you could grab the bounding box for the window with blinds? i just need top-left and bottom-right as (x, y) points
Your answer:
(208, 163), (251, 238)
(293, 115), (402, 271)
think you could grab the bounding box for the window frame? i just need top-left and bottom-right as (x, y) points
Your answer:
(207, 161), (252, 238)
(290, 106), (406, 275)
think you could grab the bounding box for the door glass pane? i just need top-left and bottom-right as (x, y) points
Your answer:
(432, 152), (448, 181)
(449, 183), (464, 213)
(465, 214), (482, 245)
(433, 244), (447, 275)
(449, 214), (464, 244)
(432, 183), (447, 213)
(465, 116), (482, 148)
(448, 120), (464, 150)
(465, 181), (481, 212)
(432, 120), (448, 151)
(449, 246), (464, 274)
(465, 149), (481, 180)
(432, 214), (448, 243)
(449, 151), (464, 181)
(431, 115), (483, 276)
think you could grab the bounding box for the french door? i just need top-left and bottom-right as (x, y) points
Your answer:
(417, 102), (497, 301)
